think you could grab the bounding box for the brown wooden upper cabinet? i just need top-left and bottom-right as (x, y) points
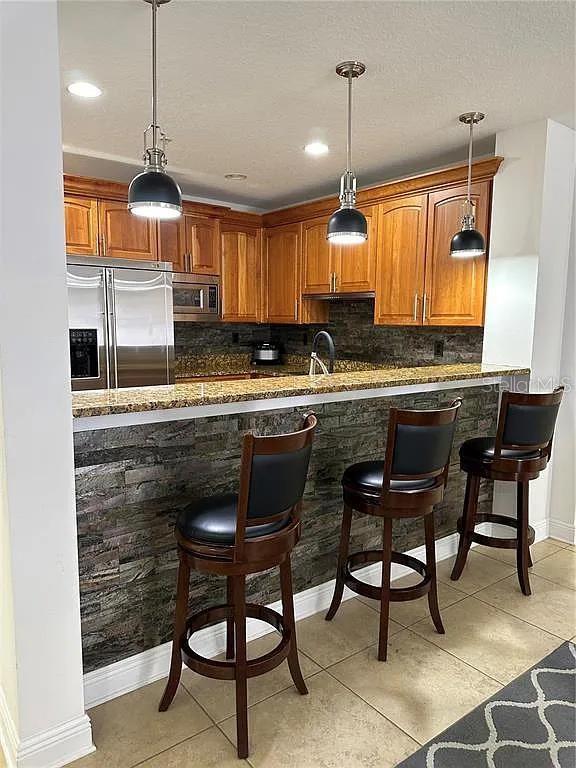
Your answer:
(220, 223), (261, 322)
(375, 194), (428, 325)
(64, 196), (158, 260)
(98, 200), (158, 261)
(374, 182), (489, 327)
(301, 208), (376, 295)
(263, 224), (300, 323)
(158, 214), (220, 274)
(424, 182), (489, 326)
(63, 196), (100, 256)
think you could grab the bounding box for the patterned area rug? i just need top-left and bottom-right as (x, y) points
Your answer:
(396, 641), (576, 768)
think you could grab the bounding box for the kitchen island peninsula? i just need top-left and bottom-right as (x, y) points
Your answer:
(72, 363), (529, 683)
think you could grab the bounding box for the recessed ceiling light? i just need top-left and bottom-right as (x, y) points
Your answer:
(304, 141), (329, 156)
(67, 81), (102, 98)
(225, 173), (247, 181)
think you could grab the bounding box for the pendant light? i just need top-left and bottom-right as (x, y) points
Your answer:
(128, 0), (182, 220)
(327, 61), (367, 245)
(450, 111), (485, 258)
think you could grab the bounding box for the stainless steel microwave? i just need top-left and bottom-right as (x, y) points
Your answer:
(172, 273), (220, 322)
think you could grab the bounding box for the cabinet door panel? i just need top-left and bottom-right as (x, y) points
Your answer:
(264, 225), (300, 323)
(335, 207), (377, 293)
(186, 216), (220, 275)
(301, 216), (335, 294)
(424, 182), (489, 326)
(221, 226), (260, 322)
(375, 195), (427, 325)
(158, 219), (187, 272)
(64, 196), (99, 255)
(98, 201), (158, 261)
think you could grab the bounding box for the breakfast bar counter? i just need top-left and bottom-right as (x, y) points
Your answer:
(73, 362), (529, 679)
(72, 362), (529, 422)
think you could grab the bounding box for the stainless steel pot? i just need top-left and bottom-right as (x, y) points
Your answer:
(252, 342), (281, 364)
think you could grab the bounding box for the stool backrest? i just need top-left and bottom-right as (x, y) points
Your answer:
(383, 399), (462, 487)
(494, 387), (563, 458)
(235, 414), (317, 550)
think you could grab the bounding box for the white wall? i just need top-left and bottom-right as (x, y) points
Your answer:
(483, 121), (546, 368)
(484, 119), (576, 534)
(0, 2), (94, 766)
(549, 204), (576, 542)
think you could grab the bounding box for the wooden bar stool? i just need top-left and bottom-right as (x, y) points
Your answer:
(159, 414), (317, 759)
(326, 400), (462, 661)
(451, 387), (563, 596)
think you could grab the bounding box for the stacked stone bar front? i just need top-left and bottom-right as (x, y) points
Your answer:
(74, 383), (498, 673)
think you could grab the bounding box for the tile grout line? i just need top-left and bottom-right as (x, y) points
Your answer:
(129, 721), (216, 768)
(322, 653), (425, 748)
(471, 590), (573, 641)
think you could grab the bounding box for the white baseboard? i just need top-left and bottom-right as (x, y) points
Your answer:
(0, 688), (94, 768)
(548, 518), (576, 545)
(84, 531), (462, 709)
(83, 521), (550, 710)
(0, 687), (19, 768)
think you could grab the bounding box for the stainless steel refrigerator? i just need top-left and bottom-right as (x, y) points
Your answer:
(67, 257), (174, 391)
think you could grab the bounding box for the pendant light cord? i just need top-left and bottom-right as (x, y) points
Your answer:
(151, 0), (158, 151)
(467, 119), (473, 204)
(346, 72), (352, 173)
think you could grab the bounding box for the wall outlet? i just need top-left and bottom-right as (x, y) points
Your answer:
(434, 340), (444, 358)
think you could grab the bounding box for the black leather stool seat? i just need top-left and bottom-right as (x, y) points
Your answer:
(343, 461), (436, 493)
(460, 437), (540, 462)
(176, 493), (289, 545)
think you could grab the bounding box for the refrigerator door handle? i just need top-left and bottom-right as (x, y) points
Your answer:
(106, 269), (118, 389)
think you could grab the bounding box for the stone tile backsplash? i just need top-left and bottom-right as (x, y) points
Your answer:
(175, 299), (483, 367)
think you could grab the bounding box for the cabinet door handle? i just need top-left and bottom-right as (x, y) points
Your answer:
(334, 272), (338, 292)
(422, 293), (428, 322)
(101, 234), (107, 256)
(294, 298), (298, 319)
(413, 293), (419, 321)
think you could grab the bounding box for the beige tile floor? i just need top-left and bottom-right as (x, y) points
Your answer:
(62, 538), (573, 768)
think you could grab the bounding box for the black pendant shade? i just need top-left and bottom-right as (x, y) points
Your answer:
(450, 227), (485, 258)
(327, 206), (368, 245)
(450, 111), (486, 258)
(128, 169), (182, 220)
(129, 0), (182, 221)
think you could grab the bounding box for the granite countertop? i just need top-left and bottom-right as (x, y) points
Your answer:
(174, 353), (378, 378)
(72, 363), (530, 418)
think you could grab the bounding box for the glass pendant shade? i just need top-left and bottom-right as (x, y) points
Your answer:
(450, 227), (485, 258)
(128, 169), (182, 220)
(327, 206), (368, 245)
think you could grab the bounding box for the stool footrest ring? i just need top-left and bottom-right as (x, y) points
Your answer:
(457, 512), (535, 550)
(344, 550), (431, 602)
(181, 603), (290, 680)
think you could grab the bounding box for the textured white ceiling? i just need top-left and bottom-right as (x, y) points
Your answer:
(59, 0), (575, 209)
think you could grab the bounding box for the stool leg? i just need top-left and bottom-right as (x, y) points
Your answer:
(425, 512), (445, 635)
(326, 503), (353, 621)
(159, 552), (190, 712)
(280, 555), (308, 695)
(517, 481), (532, 596)
(226, 576), (235, 660)
(232, 575), (249, 759)
(451, 473), (480, 581)
(378, 517), (393, 662)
